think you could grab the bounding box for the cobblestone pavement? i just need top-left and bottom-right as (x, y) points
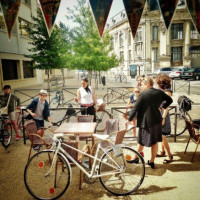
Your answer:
(0, 77), (200, 200)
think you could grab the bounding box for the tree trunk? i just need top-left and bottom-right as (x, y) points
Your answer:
(95, 71), (98, 89)
(47, 69), (50, 91)
(61, 68), (65, 87)
(88, 71), (92, 86)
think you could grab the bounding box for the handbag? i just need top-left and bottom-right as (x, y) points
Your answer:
(0, 93), (11, 115)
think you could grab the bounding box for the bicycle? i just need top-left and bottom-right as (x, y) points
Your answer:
(169, 106), (192, 136)
(103, 87), (133, 104)
(0, 114), (12, 149)
(51, 103), (111, 132)
(24, 127), (145, 200)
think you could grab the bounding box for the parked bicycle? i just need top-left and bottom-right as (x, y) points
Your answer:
(0, 114), (12, 149)
(51, 103), (111, 132)
(24, 127), (145, 200)
(103, 87), (133, 104)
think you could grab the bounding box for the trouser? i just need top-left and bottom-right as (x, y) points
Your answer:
(81, 105), (96, 122)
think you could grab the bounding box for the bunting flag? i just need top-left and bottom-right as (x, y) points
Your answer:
(123, 0), (146, 38)
(148, 0), (159, 11)
(186, 0), (200, 35)
(89, 0), (113, 37)
(0, 0), (21, 40)
(39, 0), (61, 36)
(157, 0), (178, 29)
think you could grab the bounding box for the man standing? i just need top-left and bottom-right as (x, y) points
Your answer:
(0, 85), (21, 140)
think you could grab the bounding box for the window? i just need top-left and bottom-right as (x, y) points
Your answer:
(153, 48), (158, 63)
(111, 37), (114, 49)
(22, 0), (31, 6)
(135, 27), (142, 42)
(19, 18), (30, 37)
(191, 23), (200, 39)
(119, 33), (124, 47)
(2, 59), (18, 80)
(120, 51), (124, 63)
(171, 23), (183, 39)
(0, 8), (6, 30)
(23, 61), (34, 78)
(152, 26), (158, 41)
(171, 47), (183, 61)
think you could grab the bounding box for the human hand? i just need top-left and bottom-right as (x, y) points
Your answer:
(31, 113), (37, 118)
(74, 97), (78, 102)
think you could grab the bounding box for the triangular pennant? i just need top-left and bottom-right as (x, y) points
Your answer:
(0, 0), (21, 40)
(123, 0), (146, 38)
(39, 0), (61, 36)
(186, 0), (200, 35)
(157, 0), (178, 29)
(148, 0), (159, 11)
(89, 0), (113, 37)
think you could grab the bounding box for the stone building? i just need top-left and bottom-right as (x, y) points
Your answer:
(106, 0), (200, 77)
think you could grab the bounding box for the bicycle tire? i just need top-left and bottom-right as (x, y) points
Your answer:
(170, 112), (191, 136)
(103, 93), (113, 104)
(99, 146), (145, 196)
(96, 110), (111, 132)
(123, 90), (133, 103)
(1, 122), (12, 148)
(24, 150), (71, 200)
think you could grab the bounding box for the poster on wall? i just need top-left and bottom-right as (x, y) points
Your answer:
(186, 0), (200, 35)
(157, 0), (178, 29)
(39, 0), (61, 36)
(123, 0), (146, 38)
(0, 0), (21, 40)
(89, 0), (113, 37)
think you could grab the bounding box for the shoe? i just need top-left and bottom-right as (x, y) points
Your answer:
(163, 155), (173, 164)
(33, 145), (39, 151)
(156, 151), (166, 157)
(127, 157), (139, 164)
(15, 135), (20, 141)
(147, 160), (155, 169)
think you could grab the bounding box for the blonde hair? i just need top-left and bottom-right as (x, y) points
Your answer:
(143, 77), (154, 86)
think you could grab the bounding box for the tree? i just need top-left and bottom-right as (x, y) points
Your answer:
(26, 11), (72, 88)
(67, 0), (120, 87)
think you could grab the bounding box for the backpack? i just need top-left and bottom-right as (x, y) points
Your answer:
(177, 95), (193, 112)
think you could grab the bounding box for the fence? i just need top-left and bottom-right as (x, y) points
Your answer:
(172, 79), (200, 95)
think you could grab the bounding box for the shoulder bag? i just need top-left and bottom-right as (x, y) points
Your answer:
(0, 93), (11, 115)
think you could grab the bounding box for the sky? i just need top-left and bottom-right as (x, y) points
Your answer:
(55, 0), (125, 27)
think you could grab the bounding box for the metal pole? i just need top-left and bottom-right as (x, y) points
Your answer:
(22, 108), (26, 145)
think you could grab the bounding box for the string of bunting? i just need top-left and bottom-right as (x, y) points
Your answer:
(0, 0), (200, 40)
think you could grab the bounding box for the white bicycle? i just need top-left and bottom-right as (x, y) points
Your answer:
(24, 128), (145, 200)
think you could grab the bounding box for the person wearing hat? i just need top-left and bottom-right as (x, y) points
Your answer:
(0, 85), (21, 140)
(26, 89), (52, 135)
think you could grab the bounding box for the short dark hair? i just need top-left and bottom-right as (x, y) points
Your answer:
(3, 85), (11, 90)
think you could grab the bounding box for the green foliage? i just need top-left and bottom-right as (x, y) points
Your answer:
(67, 0), (120, 72)
(26, 11), (72, 71)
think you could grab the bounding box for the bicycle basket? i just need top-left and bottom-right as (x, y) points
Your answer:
(177, 95), (192, 112)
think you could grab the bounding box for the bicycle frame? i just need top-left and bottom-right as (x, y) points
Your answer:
(46, 137), (125, 179)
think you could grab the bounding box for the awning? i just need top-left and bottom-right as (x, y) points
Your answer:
(189, 46), (200, 52)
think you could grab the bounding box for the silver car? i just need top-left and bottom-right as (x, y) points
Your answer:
(169, 67), (189, 79)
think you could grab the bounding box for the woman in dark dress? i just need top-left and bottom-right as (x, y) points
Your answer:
(128, 77), (173, 169)
(156, 74), (173, 164)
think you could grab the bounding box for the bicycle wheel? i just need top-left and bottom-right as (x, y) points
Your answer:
(1, 122), (12, 148)
(170, 112), (191, 136)
(99, 146), (145, 196)
(24, 150), (71, 200)
(103, 93), (113, 104)
(123, 90), (133, 103)
(96, 110), (111, 132)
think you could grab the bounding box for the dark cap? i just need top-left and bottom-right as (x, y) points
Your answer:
(3, 85), (11, 90)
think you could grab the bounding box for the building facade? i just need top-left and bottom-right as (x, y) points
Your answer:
(107, 0), (200, 77)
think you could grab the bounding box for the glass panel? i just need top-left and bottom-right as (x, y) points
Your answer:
(18, 18), (30, 37)
(2, 60), (18, 80)
(171, 47), (182, 61)
(23, 61), (34, 78)
(152, 26), (158, 41)
(171, 23), (183, 39)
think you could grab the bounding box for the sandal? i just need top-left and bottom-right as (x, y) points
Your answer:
(156, 151), (166, 157)
(163, 155), (173, 164)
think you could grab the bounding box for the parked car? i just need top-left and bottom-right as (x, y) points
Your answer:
(152, 67), (172, 77)
(180, 67), (200, 80)
(169, 67), (189, 79)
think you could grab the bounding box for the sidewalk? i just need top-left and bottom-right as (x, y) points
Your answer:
(0, 77), (200, 200)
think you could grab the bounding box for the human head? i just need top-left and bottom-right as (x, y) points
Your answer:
(133, 87), (140, 97)
(136, 75), (145, 87)
(39, 89), (47, 99)
(142, 77), (154, 90)
(3, 85), (11, 94)
(81, 78), (88, 88)
(155, 73), (171, 90)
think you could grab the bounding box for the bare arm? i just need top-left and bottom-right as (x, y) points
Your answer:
(26, 108), (37, 118)
(162, 91), (172, 126)
(76, 89), (81, 103)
